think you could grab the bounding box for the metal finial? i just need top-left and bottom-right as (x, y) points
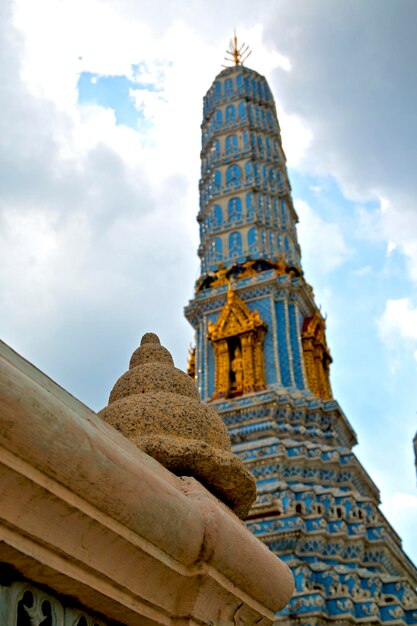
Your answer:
(223, 32), (252, 67)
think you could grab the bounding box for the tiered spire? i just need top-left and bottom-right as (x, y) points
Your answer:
(198, 63), (301, 277)
(185, 46), (417, 625)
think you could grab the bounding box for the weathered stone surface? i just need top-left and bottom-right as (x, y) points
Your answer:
(101, 393), (230, 450)
(129, 332), (174, 368)
(99, 332), (257, 518)
(110, 364), (200, 403)
(0, 339), (295, 626)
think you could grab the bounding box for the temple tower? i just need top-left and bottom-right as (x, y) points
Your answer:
(185, 40), (417, 625)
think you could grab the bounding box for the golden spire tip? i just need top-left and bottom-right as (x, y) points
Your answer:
(224, 32), (251, 67)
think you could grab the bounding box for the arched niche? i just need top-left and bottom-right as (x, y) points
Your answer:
(302, 311), (333, 400)
(207, 285), (267, 399)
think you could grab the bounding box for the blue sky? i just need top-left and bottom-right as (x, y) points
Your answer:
(77, 69), (159, 131)
(77, 72), (141, 127)
(1, 0), (416, 564)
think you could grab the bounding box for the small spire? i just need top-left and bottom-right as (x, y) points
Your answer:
(187, 344), (196, 379)
(223, 32), (252, 67)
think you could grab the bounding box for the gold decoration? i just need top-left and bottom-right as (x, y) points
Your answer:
(301, 311), (333, 400)
(210, 263), (229, 288)
(187, 345), (196, 380)
(237, 259), (258, 279)
(275, 256), (287, 276)
(196, 257), (303, 293)
(207, 285), (267, 399)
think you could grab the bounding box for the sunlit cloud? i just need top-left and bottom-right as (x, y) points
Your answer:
(295, 199), (353, 273)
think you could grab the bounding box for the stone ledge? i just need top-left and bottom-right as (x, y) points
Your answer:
(0, 341), (294, 625)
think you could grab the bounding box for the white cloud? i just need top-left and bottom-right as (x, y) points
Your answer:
(13, 0), (155, 108)
(352, 265), (372, 276)
(0, 0), (201, 391)
(379, 200), (417, 283)
(381, 492), (417, 560)
(261, 3), (417, 289)
(295, 199), (353, 273)
(378, 298), (417, 342)
(1, 0), (312, 387)
(356, 194), (417, 285)
(279, 110), (313, 167)
(377, 298), (417, 372)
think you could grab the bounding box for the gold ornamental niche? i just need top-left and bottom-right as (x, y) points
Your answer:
(207, 285), (267, 399)
(301, 311), (333, 400)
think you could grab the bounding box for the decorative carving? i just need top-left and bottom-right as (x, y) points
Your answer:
(275, 255), (288, 276)
(210, 263), (229, 287)
(302, 311), (333, 400)
(3, 581), (106, 626)
(207, 285), (267, 399)
(236, 259), (258, 279)
(195, 258), (302, 292)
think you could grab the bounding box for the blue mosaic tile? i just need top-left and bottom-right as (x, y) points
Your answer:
(247, 297), (277, 385)
(189, 64), (417, 625)
(288, 303), (305, 389)
(275, 299), (292, 387)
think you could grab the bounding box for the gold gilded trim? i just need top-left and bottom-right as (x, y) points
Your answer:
(208, 285), (267, 399)
(302, 311), (333, 400)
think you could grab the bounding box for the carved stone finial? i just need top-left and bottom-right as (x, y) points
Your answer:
(141, 332), (160, 345)
(98, 333), (256, 518)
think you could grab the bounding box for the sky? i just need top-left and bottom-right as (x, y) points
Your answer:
(1, 0), (416, 564)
